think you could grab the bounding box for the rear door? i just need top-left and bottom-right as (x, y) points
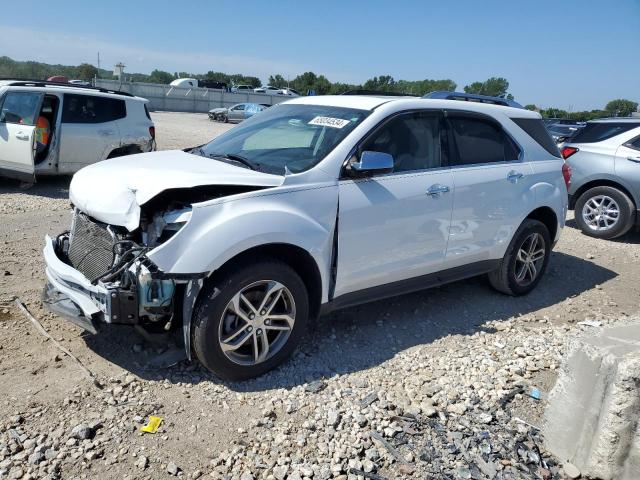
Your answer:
(444, 111), (535, 268)
(58, 93), (124, 173)
(614, 131), (640, 205)
(0, 90), (43, 182)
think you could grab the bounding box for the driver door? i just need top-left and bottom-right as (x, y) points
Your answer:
(334, 110), (453, 299)
(0, 91), (43, 182)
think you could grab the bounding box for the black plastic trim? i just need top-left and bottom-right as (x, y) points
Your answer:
(322, 259), (500, 315)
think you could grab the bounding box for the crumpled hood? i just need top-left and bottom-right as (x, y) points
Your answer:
(69, 150), (284, 230)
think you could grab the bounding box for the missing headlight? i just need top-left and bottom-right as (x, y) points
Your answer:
(144, 206), (192, 247)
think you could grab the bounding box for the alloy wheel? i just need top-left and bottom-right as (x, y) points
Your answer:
(514, 232), (546, 286)
(581, 195), (620, 231)
(218, 280), (296, 366)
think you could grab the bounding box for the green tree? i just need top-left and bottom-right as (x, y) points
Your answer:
(524, 104), (537, 111)
(148, 69), (175, 84)
(605, 99), (639, 117)
(464, 77), (510, 97)
(540, 108), (569, 118)
(77, 63), (98, 81)
(268, 74), (288, 87)
(362, 75), (396, 91)
(290, 72), (332, 95)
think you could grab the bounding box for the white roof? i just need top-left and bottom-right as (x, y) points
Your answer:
(285, 94), (540, 118)
(0, 81), (147, 102)
(285, 95), (398, 110)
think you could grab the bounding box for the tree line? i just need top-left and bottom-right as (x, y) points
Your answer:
(524, 99), (639, 121)
(0, 56), (637, 118)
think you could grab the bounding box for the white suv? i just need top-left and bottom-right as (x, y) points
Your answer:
(43, 95), (568, 380)
(0, 80), (155, 182)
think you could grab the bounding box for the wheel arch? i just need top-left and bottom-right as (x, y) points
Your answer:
(526, 206), (559, 243)
(206, 243), (323, 322)
(570, 179), (637, 210)
(106, 144), (143, 159)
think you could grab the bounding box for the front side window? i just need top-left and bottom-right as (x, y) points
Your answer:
(199, 103), (369, 175)
(448, 114), (520, 165)
(232, 104), (246, 111)
(0, 92), (42, 125)
(361, 111), (442, 172)
(62, 94), (126, 124)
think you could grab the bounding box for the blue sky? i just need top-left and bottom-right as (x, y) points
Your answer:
(1, 0), (638, 110)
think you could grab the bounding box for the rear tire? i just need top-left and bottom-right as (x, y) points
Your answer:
(574, 186), (635, 239)
(192, 260), (308, 381)
(489, 219), (551, 296)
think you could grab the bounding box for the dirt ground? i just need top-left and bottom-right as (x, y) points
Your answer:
(1, 112), (639, 479)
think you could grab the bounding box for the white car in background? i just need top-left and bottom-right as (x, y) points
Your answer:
(231, 85), (255, 93)
(0, 80), (155, 182)
(43, 94), (567, 380)
(254, 85), (300, 97)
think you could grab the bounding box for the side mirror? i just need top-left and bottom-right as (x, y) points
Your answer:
(350, 151), (394, 176)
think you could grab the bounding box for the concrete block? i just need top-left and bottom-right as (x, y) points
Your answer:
(544, 324), (640, 480)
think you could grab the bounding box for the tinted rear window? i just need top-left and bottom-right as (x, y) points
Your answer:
(448, 114), (521, 165)
(570, 122), (639, 144)
(62, 94), (126, 124)
(512, 118), (561, 158)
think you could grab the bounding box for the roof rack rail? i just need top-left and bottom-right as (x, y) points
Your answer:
(340, 89), (417, 97)
(0, 78), (134, 97)
(423, 90), (523, 109)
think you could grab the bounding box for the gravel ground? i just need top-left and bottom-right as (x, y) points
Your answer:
(1, 112), (639, 480)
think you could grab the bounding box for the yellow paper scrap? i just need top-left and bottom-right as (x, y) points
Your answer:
(140, 415), (163, 434)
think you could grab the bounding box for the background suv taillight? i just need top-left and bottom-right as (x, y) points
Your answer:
(561, 146), (578, 159)
(562, 162), (572, 189)
(149, 126), (156, 140)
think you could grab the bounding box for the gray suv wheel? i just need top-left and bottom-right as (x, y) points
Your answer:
(574, 186), (635, 239)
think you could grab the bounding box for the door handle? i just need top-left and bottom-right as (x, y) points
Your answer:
(627, 156), (640, 163)
(507, 170), (524, 183)
(15, 132), (29, 141)
(426, 184), (450, 196)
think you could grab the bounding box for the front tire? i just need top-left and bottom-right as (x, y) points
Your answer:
(574, 186), (635, 239)
(489, 219), (551, 296)
(192, 260), (308, 381)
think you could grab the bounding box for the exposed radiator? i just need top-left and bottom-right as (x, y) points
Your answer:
(68, 211), (115, 282)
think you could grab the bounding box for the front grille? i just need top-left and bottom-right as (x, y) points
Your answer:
(68, 211), (115, 282)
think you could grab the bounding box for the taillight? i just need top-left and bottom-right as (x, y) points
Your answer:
(149, 126), (156, 139)
(561, 146), (578, 159)
(562, 162), (572, 189)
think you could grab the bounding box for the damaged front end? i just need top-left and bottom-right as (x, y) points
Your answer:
(43, 202), (204, 335)
(43, 151), (285, 352)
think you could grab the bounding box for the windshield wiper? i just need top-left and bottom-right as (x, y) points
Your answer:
(208, 152), (257, 171)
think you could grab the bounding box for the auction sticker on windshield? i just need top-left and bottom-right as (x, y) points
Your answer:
(308, 116), (350, 128)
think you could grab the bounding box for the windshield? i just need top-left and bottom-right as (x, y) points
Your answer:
(199, 103), (370, 175)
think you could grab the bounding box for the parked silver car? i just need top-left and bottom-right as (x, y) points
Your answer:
(208, 103), (269, 123)
(563, 118), (640, 239)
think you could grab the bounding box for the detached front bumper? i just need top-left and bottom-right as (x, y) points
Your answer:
(42, 235), (110, 333)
